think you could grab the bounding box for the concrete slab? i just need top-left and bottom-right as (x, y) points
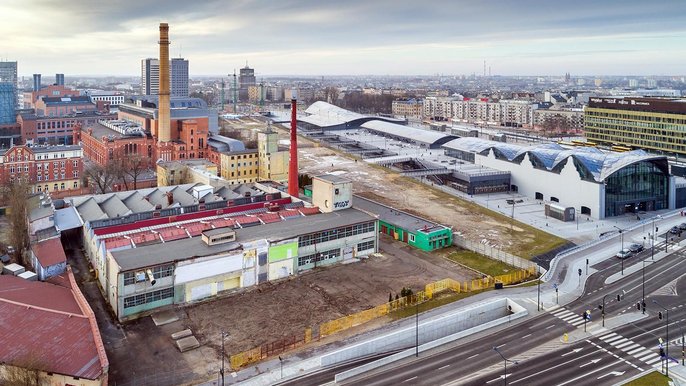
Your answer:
(171, 329), (193, 340)
(176, 336), (200, 352)
(151, 310), (179, 326)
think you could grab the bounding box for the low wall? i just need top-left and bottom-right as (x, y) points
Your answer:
(321, 298), (526, 372)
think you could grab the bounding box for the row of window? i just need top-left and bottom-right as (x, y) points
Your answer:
(297, 248), (340, 267)
(36, 172), (78, 181)
(123, 264), (175, 286)
(123, 287), (174, 309)
(298, 222), (376, 247)
(35, 181), (78, 192)
(357, 240), (375, 252)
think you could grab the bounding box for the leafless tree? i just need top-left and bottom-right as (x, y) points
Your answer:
(83, 162), (117, 194)
(324, 87), (340, 104)
(5, 180), (30, 265)
(119, 152), (150, 190)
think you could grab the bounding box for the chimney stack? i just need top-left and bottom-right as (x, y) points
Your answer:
(158, 23), (171, 142)
(32, 74), (41, 92)
(288, 93), (299, 197)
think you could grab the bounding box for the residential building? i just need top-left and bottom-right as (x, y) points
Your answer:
(533, 108), (584, 133)
(220, 150), (259, 184)
(0, 144), (83, 195)
(585, 97), (686, 156)
(0, 270), (109, 385)
(392, 98), (422, 120)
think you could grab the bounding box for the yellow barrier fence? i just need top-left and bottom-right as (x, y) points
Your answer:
(230, 266), (538, 369)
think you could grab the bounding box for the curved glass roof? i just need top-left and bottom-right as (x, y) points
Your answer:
(301, 101), (405, 128)
(361, 120), (457, 147)
(442, 137), (667, 182)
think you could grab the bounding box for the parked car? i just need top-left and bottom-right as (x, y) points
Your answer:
(616, 249), (633, 259)
(628, 243), (644, 253)
(670, 226), (680, 234)
(679, 223), (686, 230)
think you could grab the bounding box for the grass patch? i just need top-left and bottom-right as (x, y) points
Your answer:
(397, 176), (568, 257)
(388, 289), (489, 320)
(624, 371), (671, 386)
(446, 250), (516, 276)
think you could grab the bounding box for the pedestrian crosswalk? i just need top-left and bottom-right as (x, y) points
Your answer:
(549, 307), (587, 327)
(597, 332), (664, 369)
(549, 308), (670, 371)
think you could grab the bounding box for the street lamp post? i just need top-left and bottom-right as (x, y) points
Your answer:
(537, 265), (541, 311)
(601, 294), (608, 327)
(652, 215), (661, 260)
(613, 226), (625, 275)
(494, 346), (518, 386)
(279, 356), (283, 379)
(415, 299), (419, 358)
(653, 300), (670, 378)
(220, 331), (230, 386)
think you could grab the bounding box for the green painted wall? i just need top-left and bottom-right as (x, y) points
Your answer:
(269, 241), (298, 262)
(378, 219), (452, 252)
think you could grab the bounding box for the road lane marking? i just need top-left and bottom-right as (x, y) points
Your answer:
(615, 341), (634, 349)
(402, 376), (418, 383)
(561, 348), (583, 357)
(467, 353), (479, 359)
(627, 347), (646, 355)
(495, 343), (507, 348)
(645, 356), (661, 365)
(556, 359), (624, 386)
(486, 374), (508, 384)
(599, 332), (617, 340)
(522, 334), (532, 339)
(510, 348), (604, 384)
(579, 358), (602, 367)
(597, 370), (625, 379)
(438, 364), (450, 370)
(545, 325), (555, 330)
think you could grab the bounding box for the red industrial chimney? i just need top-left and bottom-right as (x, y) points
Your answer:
(288, 94), (299, 197)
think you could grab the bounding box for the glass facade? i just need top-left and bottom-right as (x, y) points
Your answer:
(604, 160), (669, 217)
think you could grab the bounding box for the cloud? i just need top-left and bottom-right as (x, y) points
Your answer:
(1, 0), (685, 75)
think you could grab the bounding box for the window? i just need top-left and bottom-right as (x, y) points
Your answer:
(73, 181), (78, 188)
(123, 287), (174, 308)
(60, 183), (65, 190)
(53, 184), (58, 191)
(298, 222), (376, 247)
(37, 175), (42, 181)
(357, 240), (375, 252)
(409, 234), (416, 243)
(297, 248), (340, 267)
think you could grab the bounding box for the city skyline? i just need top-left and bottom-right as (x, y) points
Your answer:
(1, 0), (686, 77)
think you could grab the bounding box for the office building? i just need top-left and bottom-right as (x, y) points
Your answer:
(0, 61), (18, 124)
(239, 65), (256, 102)
(141, 57), (189, 97)
(585, 97), (686, 156)
(55, 73), (64, 86)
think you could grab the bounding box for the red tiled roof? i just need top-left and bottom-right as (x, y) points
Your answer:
(299, 206), (321, 216)
(184, 222), (213, 236)
(157, 226), (189, 242)
(31, 237), (67, 268)
(0, 275), (106, 379)
(258, 213), (281, 224)
(212, 218), (236, 229)
(105, 237), (133, 250)
(130, 232), (161, 245)
(233, 216), (260, 226)
(279, 210), (301, 218)
(45, 273), (71, 289)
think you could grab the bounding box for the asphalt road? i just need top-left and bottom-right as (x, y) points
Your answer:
(340, 244), (686, 386)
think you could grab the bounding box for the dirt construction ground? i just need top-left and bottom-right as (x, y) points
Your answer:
(100, 238), (477, 385)
(291, 132), (565, 257)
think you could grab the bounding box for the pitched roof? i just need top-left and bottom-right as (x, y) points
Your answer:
(31, 237), (67, 268)
(0, 273), (108, 380)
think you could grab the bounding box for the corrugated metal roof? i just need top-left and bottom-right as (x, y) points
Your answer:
(0, 275), (106, 380)
(31, 237), (66, 268)
(361, 120), (457, 147)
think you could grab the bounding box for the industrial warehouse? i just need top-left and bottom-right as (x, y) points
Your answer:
(66, 177), (378, 321)
(297, 102), (679, 220)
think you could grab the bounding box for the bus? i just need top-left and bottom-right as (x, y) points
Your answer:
(611, 145), (632, 153)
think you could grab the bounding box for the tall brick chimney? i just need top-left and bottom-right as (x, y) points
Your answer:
(287, 93), (299, 197)
(158, 23), (171, 143)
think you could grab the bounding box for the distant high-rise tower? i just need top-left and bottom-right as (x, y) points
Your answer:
(239, 64), (256, 102)
(170, 58), (189, 97)
(0, 61), (18, 124)
(33, 74), (42, 92)
(55, 73), (64, 86)
(141, 58), (160, 95)
(141, 57), (189, 97)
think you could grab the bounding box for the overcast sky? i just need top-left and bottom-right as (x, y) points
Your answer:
(1, 0), (685, 77)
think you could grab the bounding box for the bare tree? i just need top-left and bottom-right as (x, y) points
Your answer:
(83, 162), (117, 194)
(324, 87), (340, 104)
(5, 180), (30, 266)
(120, 152), (150, 190)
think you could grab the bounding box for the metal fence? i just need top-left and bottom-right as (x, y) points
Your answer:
(229, 267), (537, 370)
(452, 234), (538, 271)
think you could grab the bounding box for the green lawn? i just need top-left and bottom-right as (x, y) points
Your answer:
(624, 371), (671, 386)
(398, 176), (567, 257)
(446, 249), (517, 277)
(388, 289), (489, 320)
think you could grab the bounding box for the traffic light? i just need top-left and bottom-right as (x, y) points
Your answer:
(642, 301), (646, 311)
(660, 348), (665, 357)
(578, 268), (582, 276)
(637, 302), (641, 310)
(598, 304), (603, 310)
(658, 311), (663, 320)
(656, 227), (659, 233)
(617, 294), (621, 302)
